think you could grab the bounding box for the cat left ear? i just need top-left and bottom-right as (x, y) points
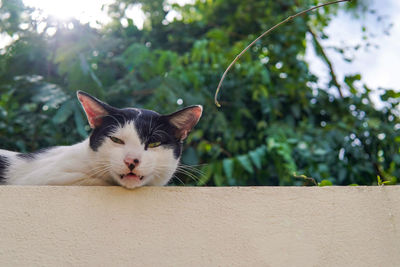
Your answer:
(77, 91), (110, 128)
(166, 105), (203, 140)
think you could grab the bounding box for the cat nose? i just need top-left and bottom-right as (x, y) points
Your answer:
(124, 157), (140, 170)
(128, 163), (135, 171)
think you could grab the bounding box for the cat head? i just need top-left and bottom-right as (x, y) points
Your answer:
(77, 91), (202, 189)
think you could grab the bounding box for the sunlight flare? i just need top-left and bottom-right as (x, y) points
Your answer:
(23, 0), (113, 25)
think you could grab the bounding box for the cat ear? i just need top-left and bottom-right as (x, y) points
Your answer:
(77, 91), (110, 128)
(166, 105), (203, 140)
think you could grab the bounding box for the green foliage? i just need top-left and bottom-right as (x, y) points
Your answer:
(319, 179), (333, 186)
(0, 0), (398, 186)
(377, 176), (389, 186)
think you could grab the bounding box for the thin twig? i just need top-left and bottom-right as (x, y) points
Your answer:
(373, 163), (386, 181)
(358, 134), (387, 181)
(293, 173), (318, 186)
(308, 27), (343, 98)
(214, 0), (351, 107)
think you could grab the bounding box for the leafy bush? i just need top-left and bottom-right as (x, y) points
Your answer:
(0, 0), (398, 186)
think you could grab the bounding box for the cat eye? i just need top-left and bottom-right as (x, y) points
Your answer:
(109, 136), (125, 145)
(147, 141), (161, 148)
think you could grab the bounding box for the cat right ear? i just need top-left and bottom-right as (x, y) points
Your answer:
(77, 91), (110, 128)
(166, 105), (203, 140)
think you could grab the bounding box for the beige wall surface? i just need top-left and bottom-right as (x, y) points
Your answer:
(0, 186), (399, 267)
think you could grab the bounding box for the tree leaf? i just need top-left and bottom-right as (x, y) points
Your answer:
(73, 107), (87, 138)
(213, 162), (225, 186)
(249, 150), (261, 169)
(237, 155), (254, 174)
(182, 147), (199, 165)
(197, 164), (214, 186)
(223, 158), (234, 178)
(52, 100), (74, 124)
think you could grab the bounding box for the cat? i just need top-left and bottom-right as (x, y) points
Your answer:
(0, 91), (202, 189)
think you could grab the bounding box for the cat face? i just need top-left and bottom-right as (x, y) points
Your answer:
(77, 91), (202, 189)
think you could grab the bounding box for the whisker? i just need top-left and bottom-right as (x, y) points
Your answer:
(90, 168), (112, 178)
(177, 166), (205, 176)
(174, 168), (201, 182)
(170, 174), (186, 186)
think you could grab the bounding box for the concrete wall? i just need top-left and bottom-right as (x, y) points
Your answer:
(0, 186), (399, 266)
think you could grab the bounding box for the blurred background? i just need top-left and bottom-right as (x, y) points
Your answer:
(0, 0), (399, 186)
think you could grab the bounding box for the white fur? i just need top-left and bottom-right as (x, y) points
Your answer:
(2, 122), (179, 189)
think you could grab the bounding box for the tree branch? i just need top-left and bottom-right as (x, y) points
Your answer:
(308, 27), (344, 98)
(214, 0), (351, 107)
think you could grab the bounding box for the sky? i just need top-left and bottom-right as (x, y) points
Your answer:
(305, 0), (400, 102)
(2, 0), (399, 100)
(23, 0), (115, 27)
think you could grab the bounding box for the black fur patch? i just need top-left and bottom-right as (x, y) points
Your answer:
(89, 108), (140, 151)
(134, 109), (183, 159)
(16, 147), (55, 160)
(89, 107), (183, 159)
(0, 155), (10, 184)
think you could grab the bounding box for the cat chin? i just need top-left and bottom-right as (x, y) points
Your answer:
(110, 172), (150, 189)
(119, 182), (144, 189)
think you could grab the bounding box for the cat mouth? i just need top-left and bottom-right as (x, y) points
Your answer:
(119, 172), (144, 180)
